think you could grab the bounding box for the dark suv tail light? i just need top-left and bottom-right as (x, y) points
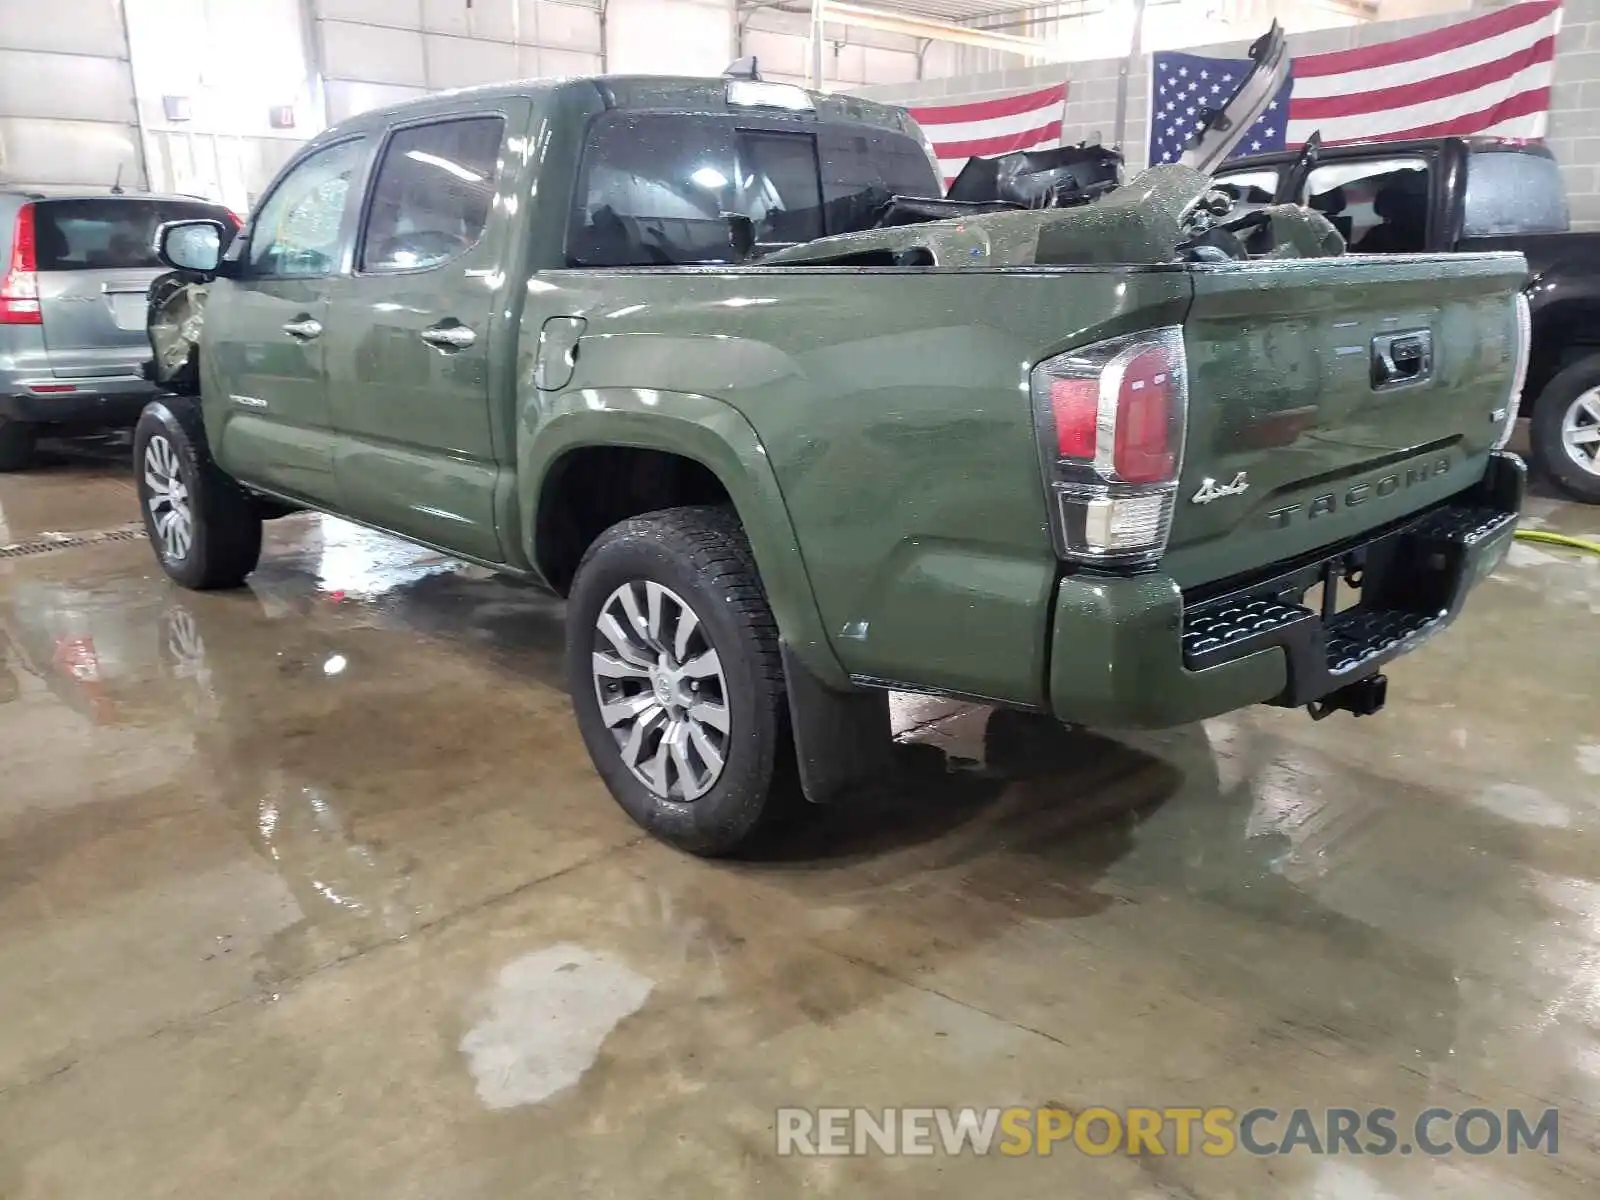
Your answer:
(0, 202), (41, 325)
(1031, 327), (1188, 566)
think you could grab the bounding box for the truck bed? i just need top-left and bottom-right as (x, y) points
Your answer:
(530, 247), (1527, 709)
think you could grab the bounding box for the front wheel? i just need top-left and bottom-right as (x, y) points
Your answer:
(1528, 358), (1600, 504)
(565, 506), (792, 857)
(134, 400), (263, 589)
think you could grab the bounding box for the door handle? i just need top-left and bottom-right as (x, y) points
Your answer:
(282, 318), (323, 340)
(1369, 329), (1432, 391)
(420, 324), (477, 350)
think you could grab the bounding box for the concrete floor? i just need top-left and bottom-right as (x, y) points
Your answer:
(0, 441), (1597, 1199)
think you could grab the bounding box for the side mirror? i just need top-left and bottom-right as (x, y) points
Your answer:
(156, 219), (225, 274)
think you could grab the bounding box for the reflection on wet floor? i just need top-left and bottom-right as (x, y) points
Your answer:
(0, 454), (1597, 1197)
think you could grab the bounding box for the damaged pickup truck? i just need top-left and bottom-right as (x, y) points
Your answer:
(136, 47), (1530, 855)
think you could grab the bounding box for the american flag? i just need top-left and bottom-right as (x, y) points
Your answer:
(1149, 0), (1562, 168)
(909, 82), (1069, 188)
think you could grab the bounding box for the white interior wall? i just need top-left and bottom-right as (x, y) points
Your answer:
(0, 0), (142, 189)
(11, 0), (1413, 201)
(312, 0), (604, 124)
(124, 0), (319, 211)
(739, 6), (924, 88)
(606, 0), (732, 75)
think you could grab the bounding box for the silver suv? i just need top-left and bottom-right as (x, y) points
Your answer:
(0, 189), (236, 470)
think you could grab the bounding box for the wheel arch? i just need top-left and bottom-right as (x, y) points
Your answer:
(1526, 295), (1600, 409)
(521, 388), (849, 689)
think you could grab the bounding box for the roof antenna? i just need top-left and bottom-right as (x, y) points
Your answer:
(723, 56), (760, 80)
(110, 163), (125, 195)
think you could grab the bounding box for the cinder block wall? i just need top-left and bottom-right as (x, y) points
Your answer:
(854, 0), (1600, 231)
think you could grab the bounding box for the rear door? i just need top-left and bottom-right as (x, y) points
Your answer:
(203, 138), (367, 502)
(34, 197), (233, 379)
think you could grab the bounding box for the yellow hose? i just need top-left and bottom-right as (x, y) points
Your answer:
(1514, 529), (1600, 555)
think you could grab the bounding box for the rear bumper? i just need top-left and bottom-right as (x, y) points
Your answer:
(0, 376), (155, 426)
(1047, 452), (1524, 728)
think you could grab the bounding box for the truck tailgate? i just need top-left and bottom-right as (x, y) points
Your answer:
(1164, 252), (1527, 589)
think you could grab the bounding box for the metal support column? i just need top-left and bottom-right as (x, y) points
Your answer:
(811, 0), (826, 89)
(1112, 0), (1148, 151)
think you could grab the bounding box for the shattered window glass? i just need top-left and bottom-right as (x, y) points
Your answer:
(247, 139), (362, 278)
(1304, 158), (1429, 254)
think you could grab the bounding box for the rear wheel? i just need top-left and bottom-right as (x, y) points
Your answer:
(0, 418), (36, 472)
(565, 505), (791, 857)
(134, 400), (263, 589)
(1529, 358), (1600, 504)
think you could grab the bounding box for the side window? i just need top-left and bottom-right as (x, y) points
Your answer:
(1304, 158), (1430, 254)
(247, 140), (363, 279)
(1213, 168), (1279, 208)
(817, 127), (942, 236)
(1463, 150), (1569, 237)
(735, 131), (823, 245)
(567, 114), (741, 266)
(359, 117), (504, 273)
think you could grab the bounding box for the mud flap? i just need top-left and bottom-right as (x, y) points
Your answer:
(781, 642), (894, 804)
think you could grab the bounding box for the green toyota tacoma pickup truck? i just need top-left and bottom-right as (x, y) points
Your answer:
(135, 71), (1530, 856)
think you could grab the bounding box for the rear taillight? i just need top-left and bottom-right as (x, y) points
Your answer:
(0, 202), (41, 325)
(1494, 290), (1531, 450)
(1031, 327), (1188, 566)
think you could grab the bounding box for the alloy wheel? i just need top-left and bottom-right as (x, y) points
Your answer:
(590, 580), (731, 801)
(144, 434), (194, 563)
(1561, 388), (1600, 476)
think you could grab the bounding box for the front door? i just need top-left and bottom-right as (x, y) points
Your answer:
(203, 138), (366, 504)
(320, 114), (510, 563)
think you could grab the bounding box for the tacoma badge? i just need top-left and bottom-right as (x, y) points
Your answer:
(1191, 472), (1250, 504)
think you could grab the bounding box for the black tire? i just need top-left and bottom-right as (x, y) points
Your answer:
(134, 398), (262, 589)
(565, 505), (791, 857)
(1528, 356), (1600, 504)
(0, 418), (36, 472)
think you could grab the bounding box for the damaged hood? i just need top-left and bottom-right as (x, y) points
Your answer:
(761, 164), (1217, 267)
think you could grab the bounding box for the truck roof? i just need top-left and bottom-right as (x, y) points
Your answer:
(313, 74), (919, 142)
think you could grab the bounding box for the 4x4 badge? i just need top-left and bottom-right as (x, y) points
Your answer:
(1191, 472), (1250, 504)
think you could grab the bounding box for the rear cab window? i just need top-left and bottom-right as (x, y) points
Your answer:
(567, 111), (941, 266)
(1464, 148), (1568, 236)
(1302, 157), (1431, 253)
(34, 198), (233, 271)
(1212, 168), (1279, 208)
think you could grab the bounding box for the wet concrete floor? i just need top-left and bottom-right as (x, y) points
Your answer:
(0, 445), (1597, 1198)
